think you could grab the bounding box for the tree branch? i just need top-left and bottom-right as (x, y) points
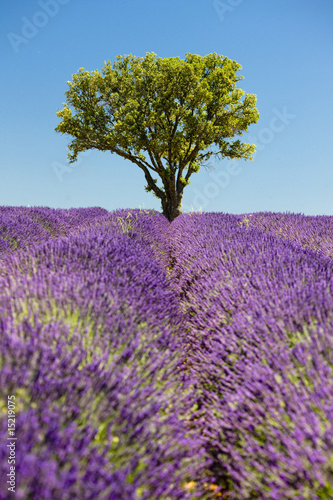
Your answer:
(168, 115), (179, 172)
(184, 166), (194, 182)
(147, 125), (165, 172)
(110, 148), (165, 199)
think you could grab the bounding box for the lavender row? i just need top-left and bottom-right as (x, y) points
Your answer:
(0, 226), (210, 499)
(0, 206), (159, 255)
(238, 212), (333, 259)
(166, 212), (333, 499)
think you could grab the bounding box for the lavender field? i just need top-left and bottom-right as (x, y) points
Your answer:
(0, 206), (333, 499)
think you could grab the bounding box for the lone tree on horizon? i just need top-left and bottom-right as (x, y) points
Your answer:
(55, 52), (259, 221)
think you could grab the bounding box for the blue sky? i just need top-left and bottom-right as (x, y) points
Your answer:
(1, 0), (332, 215)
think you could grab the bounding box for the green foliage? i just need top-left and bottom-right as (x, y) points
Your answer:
(240, 214), (252, 228)
(55, 52), (259, 220)
(117, 212), (138, 233)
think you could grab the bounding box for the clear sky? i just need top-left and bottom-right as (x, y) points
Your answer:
(1, 0), (332, 215)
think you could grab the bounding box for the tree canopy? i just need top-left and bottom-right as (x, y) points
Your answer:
(55, 52), (259, 221)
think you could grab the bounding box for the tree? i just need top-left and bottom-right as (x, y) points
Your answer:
(55, 52), (259, 221)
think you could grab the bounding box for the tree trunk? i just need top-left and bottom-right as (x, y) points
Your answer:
(161, 189), (183, 222)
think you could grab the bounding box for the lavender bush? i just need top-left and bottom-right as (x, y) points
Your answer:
(238, 211), (333, 259)
(0, 216), (210, 499)
(167, 212), (333, 499)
